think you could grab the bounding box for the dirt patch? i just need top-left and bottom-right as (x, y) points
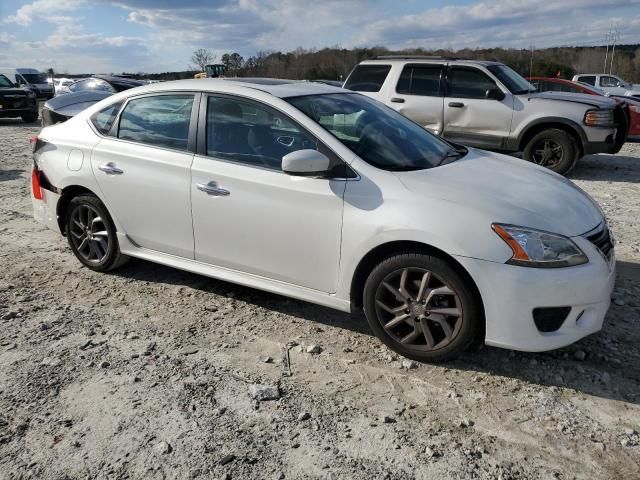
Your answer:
(1, 121), (639, 479)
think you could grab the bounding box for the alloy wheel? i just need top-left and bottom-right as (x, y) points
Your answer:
(374, 267), (463, 351)
(532, 139), (564, 167)
(69, 204), (110, 263)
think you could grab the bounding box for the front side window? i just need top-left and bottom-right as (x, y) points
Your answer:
(344, 65), (391, 92)
(287, 93), (463, 171)
(0, 74), (13, 88)
(396, 65), (443, 96)
(70, 79), (114, 93)
(118, 94), (194, 151)
(578, 75), (596, 86)
(90, 102), (123, 135)
(206, 95), (317, 170)
(448, 67), (498, 99)
(600, 76), (619, 87)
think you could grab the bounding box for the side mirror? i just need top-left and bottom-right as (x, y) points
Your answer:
(282, 149), (331, 177)
(486, 88), (505, 101)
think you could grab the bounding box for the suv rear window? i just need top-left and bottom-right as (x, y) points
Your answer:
(90, 101), (123, 135)
(344, 65), (391, 92)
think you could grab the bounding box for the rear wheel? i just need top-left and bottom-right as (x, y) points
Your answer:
(22, 112), (38, 123)
(363, 253), (481, 362)
(522, 128), (578, 175)
(64, 194), (129, 272)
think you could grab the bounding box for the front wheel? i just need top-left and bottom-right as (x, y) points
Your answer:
(363, 253), (482, 362)
(64, 194), (129, 272)
(522, 128), (578, 175)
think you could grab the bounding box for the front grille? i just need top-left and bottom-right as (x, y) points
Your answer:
(586, 224), (614, 260)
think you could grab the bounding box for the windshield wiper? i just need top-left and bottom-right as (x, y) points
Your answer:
(437, 147), (468, 166)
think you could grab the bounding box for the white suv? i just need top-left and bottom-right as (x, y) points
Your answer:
(345, 57), (627, 175)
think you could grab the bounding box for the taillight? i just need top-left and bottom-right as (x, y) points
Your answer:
(31, 168), (43, 200)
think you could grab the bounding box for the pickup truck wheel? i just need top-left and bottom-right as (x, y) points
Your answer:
(523, 128), (577, 175)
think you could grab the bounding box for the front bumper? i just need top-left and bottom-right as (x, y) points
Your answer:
(454, 236), (615, 352)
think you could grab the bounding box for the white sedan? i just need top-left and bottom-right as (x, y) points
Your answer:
(30, 79), (615, 361)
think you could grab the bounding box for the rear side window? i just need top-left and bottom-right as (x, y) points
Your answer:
(578, 75), (596, 86)
(344, 65), (391, 92)
(90, 101), (123, 135)
(448, 67), (497, 99)
(396, 65), (443, 96)
(118, 94), (194, 151)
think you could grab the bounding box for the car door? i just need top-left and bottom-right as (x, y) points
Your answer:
(599, 75), (626, 95)
(442, 66), (514, 149)
(190, 94), (346, 293)
(90, 92), (198, 259)
(387, 63), (445, 134)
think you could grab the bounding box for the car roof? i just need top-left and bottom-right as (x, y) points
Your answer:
(118, 78), (347, 99)
(359, 57), (503, 67)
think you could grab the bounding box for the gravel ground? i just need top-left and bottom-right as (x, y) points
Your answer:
(0, 118), (639, 480)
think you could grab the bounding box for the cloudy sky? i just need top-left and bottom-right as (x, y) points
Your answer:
(1, 0), (639, 74)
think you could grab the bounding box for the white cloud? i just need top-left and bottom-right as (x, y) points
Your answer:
(5, 0), (84, 26)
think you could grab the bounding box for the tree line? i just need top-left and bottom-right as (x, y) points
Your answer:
(138, 44), (640, 83)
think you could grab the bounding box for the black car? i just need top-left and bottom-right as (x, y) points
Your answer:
(42, 75), (145, 126)
(64, 75), (145, 94)
(0, 74), (39, 123)
(41, 91), (113, 126)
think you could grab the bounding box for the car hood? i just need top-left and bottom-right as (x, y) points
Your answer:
(526, 91), (616, 108)
(0, 87), (30, 96)
(394, 149), (603, 237)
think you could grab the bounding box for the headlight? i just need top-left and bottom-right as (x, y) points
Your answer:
(584, 108), (615, 127)
(492, 223), (588, 268)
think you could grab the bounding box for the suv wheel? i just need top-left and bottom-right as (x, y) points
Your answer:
(363, 253), (481, 362)
(64, 194), (129, 272)
(22, 112), (38, 123)
(523, 128), (578, 175)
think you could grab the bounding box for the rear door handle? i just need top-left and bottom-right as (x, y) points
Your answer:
(98, 162), (123, 175)
(197, 181), (230, 197)
(390, 97), (405, 103)
(448, 102), (465, 108)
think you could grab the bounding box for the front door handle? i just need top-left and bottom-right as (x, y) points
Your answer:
(197, 181), (230, 197)
(448, 102), (465, 108)
(390, 97), (405, 103)
(98, 162), (123, 175)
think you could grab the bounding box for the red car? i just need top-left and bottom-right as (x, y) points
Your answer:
(528, 77), (640, 140)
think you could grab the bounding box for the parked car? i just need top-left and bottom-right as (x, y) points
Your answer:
(62, 75), (145, 95)
(0, 67), (54, 99)
(41, 90), (113, 126)
(529, 76), (640, 141)
(0, 73), (39, 122)
(572, 73), (640, 98)
(345, 57), (627, 174)
(31, 79), (615, 362)
(41, 76), (144, 126)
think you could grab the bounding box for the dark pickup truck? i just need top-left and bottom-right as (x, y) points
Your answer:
(0, 74), (38, 123)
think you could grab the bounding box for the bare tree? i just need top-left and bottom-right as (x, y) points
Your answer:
(190, 48), (216, 72)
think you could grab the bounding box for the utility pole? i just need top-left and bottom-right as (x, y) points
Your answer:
(529, 44), (534, 78)
(604, 30), (611, 73)
(610, 26), (620, 75)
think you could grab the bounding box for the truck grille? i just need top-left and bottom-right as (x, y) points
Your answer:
(586, 224), (614, 260)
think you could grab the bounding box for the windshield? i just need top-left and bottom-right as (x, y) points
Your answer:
(487, 65), (536, 95)
(22, 73), (47, 84)
(286, 93), (464, 171)
(0, 74), (14, 88)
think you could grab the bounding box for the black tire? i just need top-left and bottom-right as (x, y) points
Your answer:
(522, 128), (578, 175)
(64, 194), (129, 272)
(363, 253), (481, 363)
(22, 112), (38, 123)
